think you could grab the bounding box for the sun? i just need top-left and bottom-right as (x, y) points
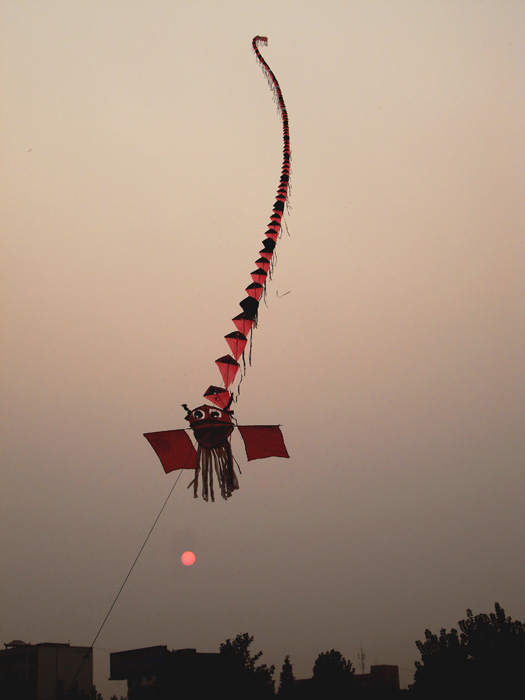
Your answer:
(181, 550), (196, 566)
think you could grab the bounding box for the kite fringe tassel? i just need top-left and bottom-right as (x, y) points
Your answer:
(194, 443), (239, 502)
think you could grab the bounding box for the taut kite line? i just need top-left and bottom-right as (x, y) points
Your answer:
(145, 37), (291, 501)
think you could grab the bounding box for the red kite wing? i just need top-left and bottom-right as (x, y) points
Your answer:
(237, 425), (289, 462)
(144, 429), (196, 473)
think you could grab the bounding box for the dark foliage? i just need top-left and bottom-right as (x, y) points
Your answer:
(220, 632), (275, 698)
(278, 654), (296, 697)
(312, 649), (355, 698)
(411, 602), (525, 697)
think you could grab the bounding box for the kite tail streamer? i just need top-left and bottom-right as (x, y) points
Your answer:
(194, 443), (239, 502)
(205, 36), (291, 411)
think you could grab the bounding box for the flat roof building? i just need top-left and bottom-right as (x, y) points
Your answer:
(110, 645), (245, 700)
(0, 640), (93, 700)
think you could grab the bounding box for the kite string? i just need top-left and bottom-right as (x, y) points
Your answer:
(90, 470), (183, 649)
(69, 471), (183, 693)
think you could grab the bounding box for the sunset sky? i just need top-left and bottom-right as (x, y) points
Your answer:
(2, 1), (524, 695)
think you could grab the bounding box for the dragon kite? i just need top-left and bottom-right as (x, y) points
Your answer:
(144, 37), (291, 501)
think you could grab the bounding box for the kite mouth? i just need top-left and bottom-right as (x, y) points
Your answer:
(190, 419), (232, 429)
(191, 421), (234, 449)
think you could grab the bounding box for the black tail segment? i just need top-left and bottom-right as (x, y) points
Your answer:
(206, 36), (291, 408)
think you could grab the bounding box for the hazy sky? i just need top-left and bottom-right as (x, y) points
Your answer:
(2, 1), (524, 695)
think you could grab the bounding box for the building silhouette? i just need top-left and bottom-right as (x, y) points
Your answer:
(110, 645), (245, 699)
(354, 665), (401, 695)
(0, 640), (93, 700)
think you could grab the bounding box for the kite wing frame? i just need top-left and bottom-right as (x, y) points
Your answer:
(144, 429), (197, 473)
(237, 425), (289, 461)
(145, 425), (289, 472)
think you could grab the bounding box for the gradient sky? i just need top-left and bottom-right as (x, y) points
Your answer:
(2, 1), (524, 696)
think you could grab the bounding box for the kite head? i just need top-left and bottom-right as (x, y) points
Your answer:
(183, 404), (234, 449)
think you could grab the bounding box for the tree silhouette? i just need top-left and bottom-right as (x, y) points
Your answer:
(278, 654), (295, 697)
(411, 602), (525, 697)
(312, 649), (354, 698)
(219, 632), (275, 698)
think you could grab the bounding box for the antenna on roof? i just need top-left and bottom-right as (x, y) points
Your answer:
(358, 647), (366, 674)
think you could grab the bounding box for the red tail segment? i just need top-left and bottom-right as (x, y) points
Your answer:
(206, 36), (291, 408)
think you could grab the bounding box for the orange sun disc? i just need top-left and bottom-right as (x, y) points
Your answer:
(181, 550), (196, 566)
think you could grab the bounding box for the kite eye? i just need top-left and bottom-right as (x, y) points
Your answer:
(209, 409), (223, 420)
(192, 409), (205, 421)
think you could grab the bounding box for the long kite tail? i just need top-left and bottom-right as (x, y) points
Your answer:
(204, 36), (291, 410)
